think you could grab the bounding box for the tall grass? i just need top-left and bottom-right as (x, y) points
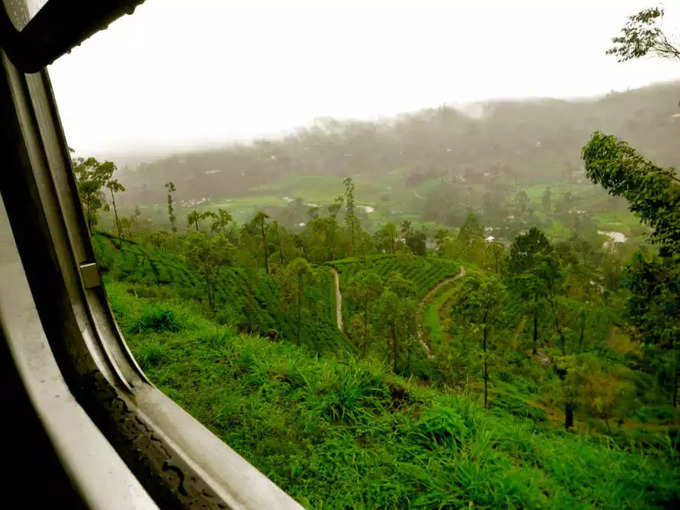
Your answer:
(109, 279), (680, 509)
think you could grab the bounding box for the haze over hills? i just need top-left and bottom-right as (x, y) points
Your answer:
(113, 80), (680, 212)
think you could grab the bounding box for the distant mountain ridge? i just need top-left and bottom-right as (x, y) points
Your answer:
(117, 80), (680, 205)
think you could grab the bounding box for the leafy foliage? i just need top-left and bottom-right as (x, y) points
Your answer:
(606, 7), (680, 62)
(72, 156), (118, 230)
(583, 132), (680, 255)
(109, 280), (680, 509)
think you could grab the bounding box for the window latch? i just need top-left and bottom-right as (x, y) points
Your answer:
(79, 262), (101, 289)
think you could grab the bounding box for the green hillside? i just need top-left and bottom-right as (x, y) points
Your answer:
(331, 254), (459, 322)
(93, 233), (348, 354)
(107, 277), (680, 509)
(116, 81), (680, 208)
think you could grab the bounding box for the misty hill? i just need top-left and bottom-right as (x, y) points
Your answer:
(117, 81), (680, 206)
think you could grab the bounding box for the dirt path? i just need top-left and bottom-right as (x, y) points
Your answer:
(417, 266), (466, 358)
(331, 267), (343, 333)
(331, 264), (466, 349)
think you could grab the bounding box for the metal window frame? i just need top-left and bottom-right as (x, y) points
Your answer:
(0, 21), (303, 510)
(1, 0), (146, 72)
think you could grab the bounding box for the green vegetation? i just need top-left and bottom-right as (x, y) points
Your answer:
(94, 233), (347, 355)
(422, 281), (458, 343)
(74, 8), (680, 505)
(110, 278), (679, 509)
(84, 132), (679, 506)
(332, 254), (459, 301)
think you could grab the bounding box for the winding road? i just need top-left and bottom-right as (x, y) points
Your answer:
(330, 264), (466, 360)
(416, 266), (466, 359)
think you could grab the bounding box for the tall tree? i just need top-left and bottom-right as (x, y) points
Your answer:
(606, 7), (679, 62)
(187, 210), (210, 232)
(450, 273), (507, 408)
(327, 196), (344, 219)
(252, 210), (271, 274)
(347, 270), (383, 356)
(182, 232), (233, 312)
(210, 208), (233, 236)
(165, 181), (177, 232)
(625, 253), (680, 406)
(513, 190), (530, 218)
(484, 240), (505, 274)
(376, 272), (417, 373)
(343, 177), (358, 254)
(542, 187), (552, 214)
(434, 228), (451, 257)
(376, 222), (399, 254)
(105, 178), (125, 245)
(506, 227), (555, 353)
(279, 258), (314, 344)
(72, 157), (116, 231)
(583, 133), (680, 256)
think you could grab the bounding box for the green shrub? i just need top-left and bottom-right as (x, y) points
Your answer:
(492, 395), (547, 423)
(633, 405), (679, 423)
(312, 368), (388, 425)
(135, 305), (182, 333)
(136, 341), (166, 369)
(411, 402), (469, 450)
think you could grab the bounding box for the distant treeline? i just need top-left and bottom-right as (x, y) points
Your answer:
(117, 81), (680, 205)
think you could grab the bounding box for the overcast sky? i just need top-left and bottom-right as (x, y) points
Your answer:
(48, 0), (680, 156)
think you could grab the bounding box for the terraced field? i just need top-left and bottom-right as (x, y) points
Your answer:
(93, 233), (348, 354)
(329, 254), (459, 325)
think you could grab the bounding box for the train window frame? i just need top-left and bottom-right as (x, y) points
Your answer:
(0, 0), (146, 72)
(0, 3), (303, 509)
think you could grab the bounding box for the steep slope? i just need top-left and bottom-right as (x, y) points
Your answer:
(107, 278), (680, 509)
(93, 233), (348, 354)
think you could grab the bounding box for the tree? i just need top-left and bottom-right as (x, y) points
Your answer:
(450, 273), (506, 408)
(187, 210), (212, 232)
(586, 17), (680, 406)
(572, 357), (636, 432)
(278, 258), (314, 344)
(347, 270), (383, 356)
(343, 177), (358, 254)
(454, 213), (486, 264)
(506, 227), (555, 353)
(375, 222), (399, 254)
(400, 220), (413, 240)
(406, 229), (427, 256)
(583, 132), (680, 256)
(72, 157), (116, 231)
(625, 253), (680, 406)
(513, 190), (530, 218)
(165, 182), (177, 232)
(305, 215), (342, 262)
(434, 228), (451, 257)
(554, 191), (575, 220)
(538, 255), (568, 355)
(210, 208), (233, 236)
(606, 7), (679, 62)
(484, 240), (505, 274)
(542, 187), (552, 214)
(252, 211), (271, 274)
(327, 196), (344, 219)
(105, 178), (125, 244)
(376, 272), (417, 373)
(182, 232), (234, 312)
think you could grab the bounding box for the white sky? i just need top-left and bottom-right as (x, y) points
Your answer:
(48, 0), (680, 155)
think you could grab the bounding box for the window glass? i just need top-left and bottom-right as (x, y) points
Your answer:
(47, 2), (680, 508)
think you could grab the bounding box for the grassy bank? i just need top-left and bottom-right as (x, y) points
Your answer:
(107, 277), (680, 509)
